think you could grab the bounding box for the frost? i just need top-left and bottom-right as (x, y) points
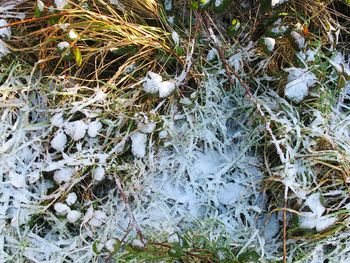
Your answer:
(299, 212), (337, 232)
(51, 113), (65, 127)
(9, 171), (26, 188)
(89, 211), (107, 227)
(299, 193), (337, 232)
(64, 120), (87, 141)
(217, 183), (245, 205)
(172, 31), (180, 46)
(0, 19), (11, 38)
(57, 41), (70, 51)
(138, 121), (156, 134)
(290, 31), (305, 50)
(207, 48), (217, 61)
(264, 37), (276, 52)
(53, 167), (75, 183)
(167, 16), (174, 24)
(92, 166), (105, 181)
(164, 0), (172, 11)
(143, 72), (176, 97)
(55, 0), (68, 9)
(306, 49), (317, 62)
(271, 0), (288, 7)
(50, 131), (67, 151)
(284, 67), (317, 102)
(0, 39), (10, 59)
(304, 193), (325, 217)
(68, 29), (78, 40)
(215, 0), (223, 7)
(37, 0), (44, 12)
(131, 132), (147, 158)
(105, 239), (117, 252)
(87, 120), (102, 137)
(264, 214), (279, 241)
(67, 210), (82, 223)
(159, 81), (176, 98)
(54, 203), (70, 216)
(66, 192), (78, 206)
(316, 215), (337, 232)
(143, 71), (162, 94)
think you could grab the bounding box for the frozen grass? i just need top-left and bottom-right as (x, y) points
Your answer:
(1, 0), (350, 262)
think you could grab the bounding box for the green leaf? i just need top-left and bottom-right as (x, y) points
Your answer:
(73, 46), (83, 66)
(227, 19), (241, 36)
(167, 245), (184, 258)
(199, 0), (211, 7)
(237, 249), (260, 262)
(34, 6), (41, 18)
(48, 16), (61, 25)
(110, 239), (121, 255)
(338, 74), (346, 89)
(92, 240), (101, 255)
(189, 1), (199, 9)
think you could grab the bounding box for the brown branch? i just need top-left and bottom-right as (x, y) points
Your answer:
(0, 12), (69, 30)
(113, 173), (146, 244)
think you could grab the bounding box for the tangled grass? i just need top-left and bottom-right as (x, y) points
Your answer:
(1, 0), (350, 262)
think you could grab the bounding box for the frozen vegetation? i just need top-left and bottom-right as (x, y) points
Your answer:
(1, 0), (350, 262)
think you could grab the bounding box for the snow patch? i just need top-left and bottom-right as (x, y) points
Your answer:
(64, 120), (87, 141)
(89, 211), (107, 227)
(264, 37), (276, 52)
(271, 0), (288, 7)
(0, 19), (11, 38)
(290, 31), (305, 50)
(92, 166), (105, 181)
(217, 183), (245, 205)
(67, 210), (82, 223)
(87, 120), (102, 138)
(54, 203), (70, 216)
(50, 131), (67, 152)
(53, 167), (75, 183)
(37, 0), (44, 12)
(172, 31), (180, 46)
(131, 132), (147, 158)
(66, 192), (78, 206)
(164, 0), (172, 11)
(55, 0), (68, 9)
(284, 67), (317, 103)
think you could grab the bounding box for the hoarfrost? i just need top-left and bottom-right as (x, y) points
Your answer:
(66, 192), (78, 206)
(64, 120), (87, 141)
(264, 37), (276, 52)
(53, 167), (75, 183)
(50, 131), (67, 151)
(0, 19), (11, 38)
(284, 67), (317, 102)
(87, 120), (102, 137)
(54, 202), (70, 216)
(55, 0), (68, 9)
(131, 132), (147, 158)
(67, 210), (82, 223)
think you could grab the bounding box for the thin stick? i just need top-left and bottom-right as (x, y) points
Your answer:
(283, 187), (288, 263)
(113, 173), (146, 244)
(0, 12), (69, 30)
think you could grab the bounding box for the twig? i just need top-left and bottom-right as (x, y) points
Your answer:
(0, 12), (69, 30)
(283, 187), (288, 263)
(113, 173), (146, 244)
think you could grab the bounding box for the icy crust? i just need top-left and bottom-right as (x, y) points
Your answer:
(0, 67), (275, 261)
